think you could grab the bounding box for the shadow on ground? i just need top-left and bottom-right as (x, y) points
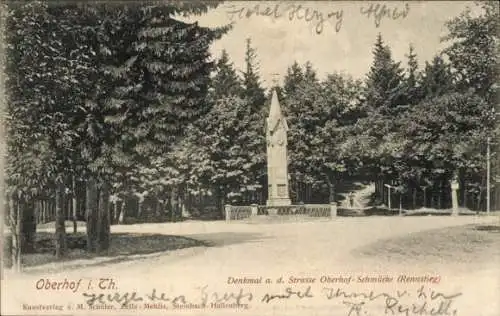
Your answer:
(475, 225), (500, 232)
(6, 230), (267, 273)
(352, 224), (500, 266)
(337, 207), (479, 217)
(184, 232), (270, 247)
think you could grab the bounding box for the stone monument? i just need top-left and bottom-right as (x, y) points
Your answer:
(266, 88), (291, 206)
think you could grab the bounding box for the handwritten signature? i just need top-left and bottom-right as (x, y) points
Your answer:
(223, 2), (411, 34)
(323, 285), (461, 316)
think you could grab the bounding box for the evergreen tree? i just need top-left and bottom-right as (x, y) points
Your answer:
(420, 55), (455, 99)
(4, 1), (228, 261)
(311, 73), (365, 202)
(366, 34), (403, 115)
(212, 49), (243, 98)
(241, 38), (266, 111)
(283, 61), (304, 97)
(183, 96), (265, 211)
(403, 44), (421, 105)
(357, 34), (406, 176)
(365, 34), (406, 116)
(303, 61), (318, 83)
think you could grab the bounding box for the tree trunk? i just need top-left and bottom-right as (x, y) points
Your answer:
(55, 180), (67, 259)
(215, 187), (224, 220)
(72, 176), (78, 234)
(325, 175), (336, 203)
(382, 184), (386, 206)
(412, 188), (417, 210)
(86, 178), (98, 253)
(36, 200), (41, 224)
(66, 197), (70, 221)
(178, 190), (185, 219)
(118, 200), (126, 224)
(113, 201), (119, 224)
(97, 182), (110, 253)
(41, 200), (46, 224)
(137, 198), (143, 219)
(21, 198), (36, 253)
(170, 187), (178, 222)
(399, 194), (403, 215)
(4, 195), (12, 269)
(379, 180), (382, 200)
(438, 188), (442, 209)
(220, 194), (226, 220)
(50, 199), (55, 222)
(154, 197), (160, 217)
(10, 193), (22, 272)
(477, 190), (483, 211)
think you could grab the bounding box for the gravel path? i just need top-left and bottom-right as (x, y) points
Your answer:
(2, 216), (499, 316)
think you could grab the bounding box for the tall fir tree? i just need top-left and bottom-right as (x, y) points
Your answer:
(420, 55), (455, 99)
(403, 44), (421, 105)
(241, 38), (266, 112)
(4, 1), (228, 259)
(212, 49), (243, 99)
(356, 34), (407, 188)
(365, 33), (406, 116)
(303, 61), (318, 83)
(283, 61), (304, 97)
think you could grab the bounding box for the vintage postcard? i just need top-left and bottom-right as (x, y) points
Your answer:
(1, 1), (499, 315)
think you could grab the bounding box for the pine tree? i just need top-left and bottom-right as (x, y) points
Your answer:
(303, 61), (318, 83)
(356, 34), (407, 192)
(4, 1), (229, 260)
(212, 49), (243, 98)
(404, 44), (421, 104)
(241, 38), (266, 111)
(365, 33), (406, 116)
(182, 96), (265, 212)
(283, 61), (304, 97)
(420, 55), (455, 99)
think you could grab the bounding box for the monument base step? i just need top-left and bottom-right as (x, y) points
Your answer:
(266, 199), (292, 207)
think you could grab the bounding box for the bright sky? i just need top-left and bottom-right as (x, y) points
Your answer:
(183, 1), (478, 87)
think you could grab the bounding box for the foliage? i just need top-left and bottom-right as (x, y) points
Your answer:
(241, 38), (266, 111)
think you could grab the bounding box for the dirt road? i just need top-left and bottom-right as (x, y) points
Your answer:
(2, 216), (499, 316)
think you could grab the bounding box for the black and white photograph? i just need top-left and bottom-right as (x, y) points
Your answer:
(0, 1), (499, 315)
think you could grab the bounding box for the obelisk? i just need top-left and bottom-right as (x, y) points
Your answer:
(266, 88), (291, 206)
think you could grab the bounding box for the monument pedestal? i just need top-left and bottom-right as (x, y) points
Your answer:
(266, 198), (292, 207)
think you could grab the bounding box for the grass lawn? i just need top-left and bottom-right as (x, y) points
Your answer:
(4, 230), (207, 272)
(355, 223), (500, 266)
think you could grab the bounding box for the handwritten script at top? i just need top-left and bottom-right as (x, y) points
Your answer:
(224, 3), (411, 34)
